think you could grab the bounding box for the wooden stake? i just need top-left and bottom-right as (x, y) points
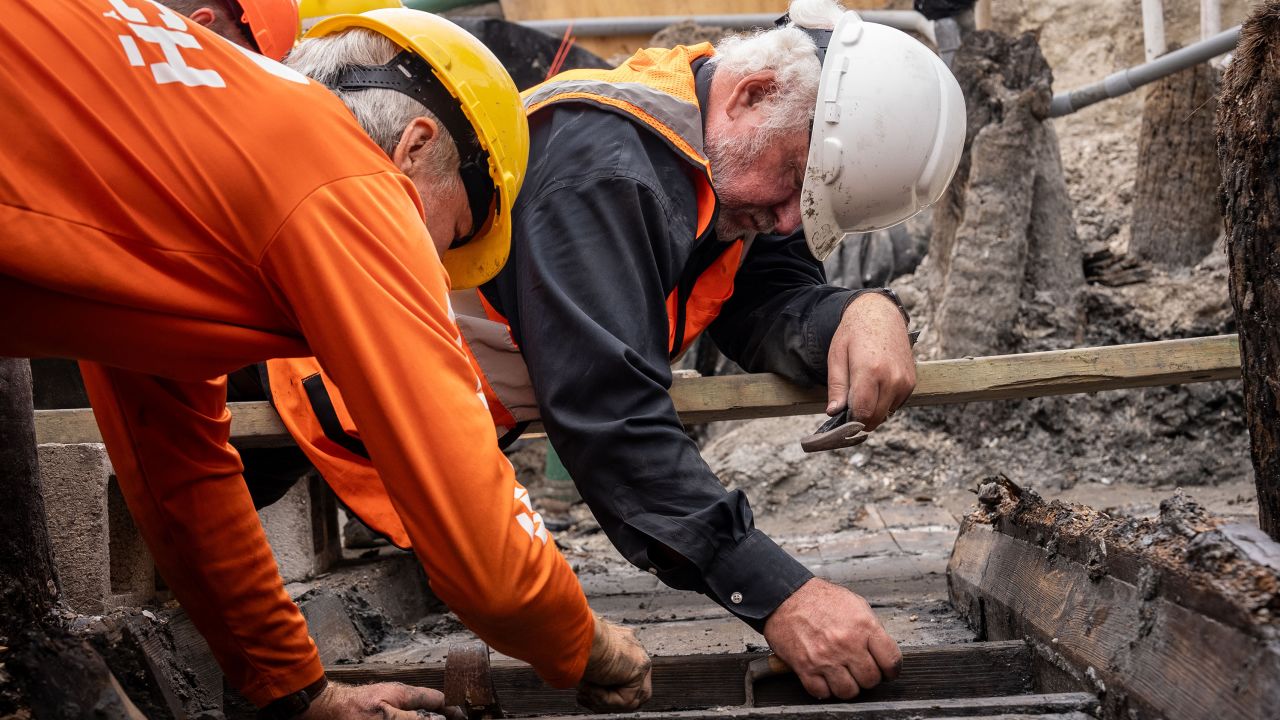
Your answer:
(0, 358), (60, 642)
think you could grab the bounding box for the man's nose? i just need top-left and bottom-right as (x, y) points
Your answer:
(773, 197), (802, 235)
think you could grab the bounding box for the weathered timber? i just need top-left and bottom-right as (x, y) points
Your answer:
(531, 693), (1099, 720)
(326, 642), (1038, 717)
(0, 358), (60, 642)
(34, 335), (1242, 446)
(925, 30), (1082, 361)
(6, 628), (148, 720)
(1131, 54), (1221, 268)
(948, 483), (1280, 720)
(1218, 0), (1280, 540)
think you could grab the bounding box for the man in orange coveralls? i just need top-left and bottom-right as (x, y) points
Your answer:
(0, 1), (650, 718)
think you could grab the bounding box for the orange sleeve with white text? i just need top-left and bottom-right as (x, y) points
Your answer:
(0, 0), (591, 706)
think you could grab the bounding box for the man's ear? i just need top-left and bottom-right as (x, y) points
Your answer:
(724, 70), (779, 120)
(389, 117), (440, 175)
(189, 7), (217, 27)
(391, 116), (440, 174)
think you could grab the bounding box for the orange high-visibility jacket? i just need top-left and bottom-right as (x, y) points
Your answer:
(265, 44), (743, 549)
(0, 0), (592, 706)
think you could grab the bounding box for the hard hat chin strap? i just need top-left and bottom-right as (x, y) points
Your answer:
(333, 50), (497, 247)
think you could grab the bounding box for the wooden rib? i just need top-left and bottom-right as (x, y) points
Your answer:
(324, 641), (1035, 717)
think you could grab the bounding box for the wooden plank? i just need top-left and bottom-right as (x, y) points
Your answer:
(948, 523), (1280, 720)
(531, 693), (1099, 720)
(499, 1), (801, 23)
(670, 333), (1240, 423)
(34, 335), (1241, 445)
(326, 641), (1035, 717)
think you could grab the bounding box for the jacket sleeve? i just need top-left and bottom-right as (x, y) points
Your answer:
(260, 171), (594, 689)
(488, 172), (813, 630)
(78, 363), (324, 707)
(708, 230), (862, 385)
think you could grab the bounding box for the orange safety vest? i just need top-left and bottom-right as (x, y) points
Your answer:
(267, 44), (745, 548)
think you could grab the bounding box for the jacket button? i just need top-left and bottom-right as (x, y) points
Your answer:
(730, 592), (743, 604)
(648, 567), (658, 575)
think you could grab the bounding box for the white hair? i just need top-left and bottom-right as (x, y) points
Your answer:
(285, 28), (458, 172)
(707, 0), (845, 133)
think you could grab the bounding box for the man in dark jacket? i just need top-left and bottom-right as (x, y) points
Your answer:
(265, 0), (964, 701)
(469, 0), (962, 699)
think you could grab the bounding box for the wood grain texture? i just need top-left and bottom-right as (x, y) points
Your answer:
(529, 693), (1099, 720)
(1218, 0), (1280, 540)
(948, 523), (1280, 720)
(326, 642), (1035, 717)
(34, 335), (1241, 445)
(497, 1), (880, 22)
(1131, 57), (1220, 268)
(0, 358), (60, 639)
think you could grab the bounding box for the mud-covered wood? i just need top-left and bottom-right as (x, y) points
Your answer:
(34, 335), (1241, 446)
(1218, 0), (1280, 541)
(948, 486), (1280, 720)
(5, 628), (147, 720)
(924, 30), (1082, 361)
(530, 693), (1098, 720)
(327, 642), (1036, 716)
(1132, 56), (1221, 268)
(0, 358), (59, 643)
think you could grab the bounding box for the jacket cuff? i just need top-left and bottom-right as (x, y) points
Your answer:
(806, 289), (859, 376)
(241, 650), (325, 709)
(703, 530), (814, 632)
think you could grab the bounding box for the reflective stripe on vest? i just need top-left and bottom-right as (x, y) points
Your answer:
(458, 44), (746, 426)
(261, 48), (753, 549)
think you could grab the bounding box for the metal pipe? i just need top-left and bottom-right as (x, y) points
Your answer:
(1048, 24), (1240, 117)
(517, 10), (936, 44)
(1141, 0), (1167, 63)
(1200, 0), (1222, 41)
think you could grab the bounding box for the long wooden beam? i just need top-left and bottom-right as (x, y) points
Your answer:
(325, 641), (1038, 717)
(34, 335), (1241, 446)
(949, 486), (1280, 720)
(535, 694), (1099, 720)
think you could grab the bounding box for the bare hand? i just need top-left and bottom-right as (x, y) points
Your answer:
(578, 616), (653, 712)
(826, 292), (915, 431)
(300, 680), (465, 720)
(763, 578), (902, 700)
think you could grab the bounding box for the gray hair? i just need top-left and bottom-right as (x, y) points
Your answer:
(708, 0), (845, 132)
(285, 28), (458, 171)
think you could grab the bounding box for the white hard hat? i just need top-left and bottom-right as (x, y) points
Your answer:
(800, 11), (966, 261)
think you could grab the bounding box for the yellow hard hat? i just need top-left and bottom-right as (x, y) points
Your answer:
(307, 8), (528, 289)
(298, 0), (401, 33)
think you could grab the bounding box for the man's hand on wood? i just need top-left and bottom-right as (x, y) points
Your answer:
(300, 680), (464, 720)
(762, 578), (902, 700)
(826, 292), (916, 431)
(578, 615), (654, 712)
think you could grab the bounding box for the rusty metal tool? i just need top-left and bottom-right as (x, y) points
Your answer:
(743, 653), (792, 707)
(444, 640), (503, 719)
(801, 330), (919, 453)
(800, 409), (868, 453)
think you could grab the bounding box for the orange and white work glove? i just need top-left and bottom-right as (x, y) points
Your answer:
(577, 615), (653, 712)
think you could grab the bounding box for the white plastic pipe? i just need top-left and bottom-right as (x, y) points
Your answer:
(518, 10), (936, 45)
(1142, 0), (1167, 62)
(1201, 0), (1222, 41)
(1048, 24), (1240, 117)
(974, 0), (992, 31)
